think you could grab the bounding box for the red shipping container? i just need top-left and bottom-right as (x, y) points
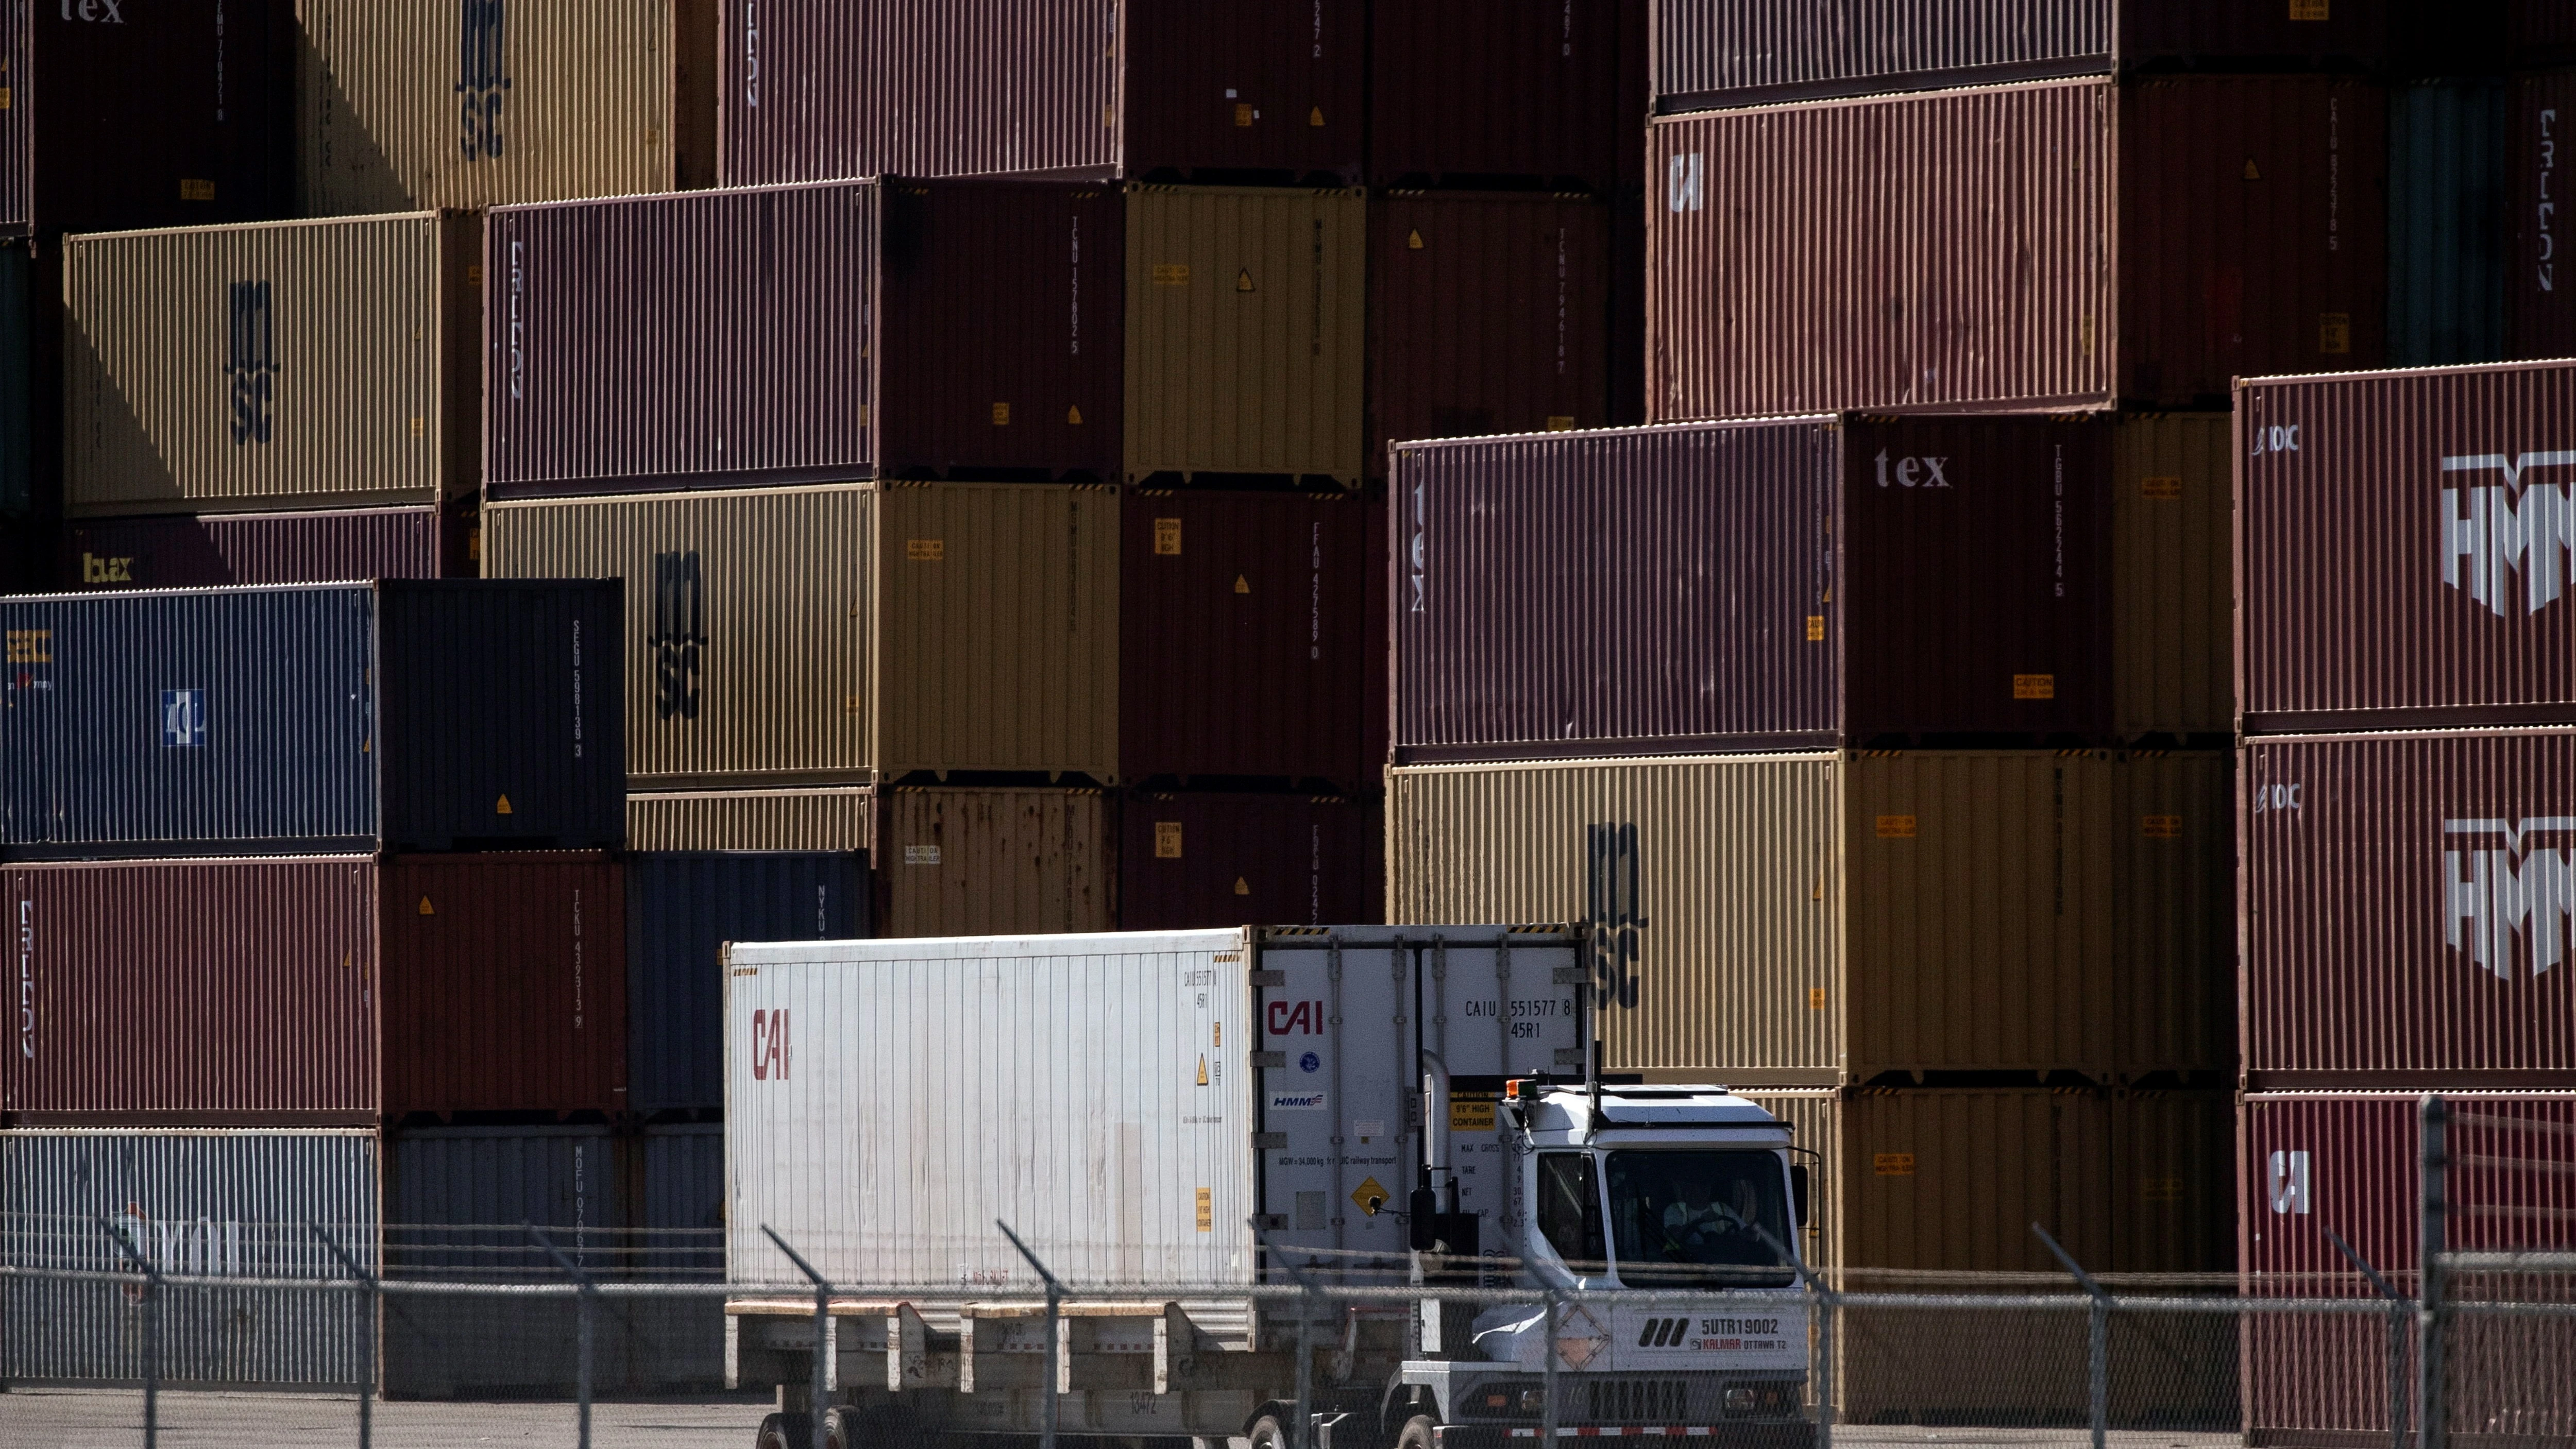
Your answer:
(1368, 192), (1612, 474)
(2509, 72), (2575, 364)
(484, 179), (1123, 497)
(717, 1), (1363, 187)
(2235, 360), (2576, 735)
(1647, 75), (2386, 419)
(1369, 0), (1631, 190)
(2242, 730), (2576, 1090)
(1121, 489), (1378, 791)
(1118, 791), (1383, 930)
(2, 855), (626, 1123)
(2241, 1092), (2576, 1445)
(59, 507), (464, 590)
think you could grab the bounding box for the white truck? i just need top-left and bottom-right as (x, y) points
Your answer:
(722, 926), (1815, 1448)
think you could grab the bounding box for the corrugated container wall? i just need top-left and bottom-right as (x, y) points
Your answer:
(2241, 1092), (2576, 1444)
(0, 582), (624, 859)
(626, 786), (876, 854)
(2111, 413), (2232, 740)
(1368, 192), (1611, 474)
(1647, 76), (2386, 418)
(1120, 489), (1376, 790)
(715, 1), (1364, 186)
(1, 1), (294, 236)
(60, 507), (464, 590)
(484, 179), (1125, 497)
(1649, 1), (2386, 111)
(483, 483), (1116, 788)
(2235, 360), (2576, 734)
(2510, 71), (2576, 362)
(2388, 80), (2507, 368)
(298, 0), (711, 215)
(64, 212), (479, 517)
(1391, 418), (2113, 761)
(1118, 792), (1381, 930)
(625, 851), (869, 1113)
(0, 1128), (378, 1387)
(1, 854), (625, 1121)
(876, 787), (1112, 938)
(1124, 186), (1365, 487)
(1369, 1), (1628, 188)
(1388, 751), (2232, 1084)
(2241, 730), (2576, 1089)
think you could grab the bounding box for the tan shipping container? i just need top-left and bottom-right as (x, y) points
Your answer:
(298, 0), (717, 216)
(64, 213), (479, 517)
(2112, 413), (2232, 740)
(482, 481), (1117, 790)
(877, 787), (1113, 939)
(1124, 185), (1366, 487)
(1388, 751), (2231, 1083)
(626, 786), (876, 854)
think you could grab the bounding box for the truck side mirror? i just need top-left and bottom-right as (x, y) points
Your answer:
(1789, 1164), (1810, 1227)
(1408, 1187), (1439, 1252)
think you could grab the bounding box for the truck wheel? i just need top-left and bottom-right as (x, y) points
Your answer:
(1246, 1413), (1290, 1448)
(754, 1412), (811, 1449)
(1397, 1416), (1438, 1449)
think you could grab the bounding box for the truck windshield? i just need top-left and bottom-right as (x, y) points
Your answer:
(1605, 1151), (1797, 1288)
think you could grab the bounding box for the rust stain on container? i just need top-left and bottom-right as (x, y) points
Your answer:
(626, 786), (876, 855)
(64, 212), (479, 517)
(716, 1), (1363, 186)
(2241, 729), (2576, 1089)
(2236, 360), (2576, 734)
(1117, 791), (1381, 930)
(877, 787), (1111, 939)
(1648, 76), (2385, 417)
(1368, 191), (1609, 474)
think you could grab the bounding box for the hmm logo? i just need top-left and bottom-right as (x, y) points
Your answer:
(1587, 822), (1643, 1010)
(2440, 451), (2576, 617)
(2445, 815), (2576, 980)
(456, 0), (510, 159)
(1667, 151), (1703, 213)
(2267, 1150), (2311, 1215)
(650, 551), (704, 721)
(225, 281), (276, 445)
(749, 1008), (790, 1080)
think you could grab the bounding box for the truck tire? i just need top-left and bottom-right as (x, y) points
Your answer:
(1396, 1416), (1438, 1449)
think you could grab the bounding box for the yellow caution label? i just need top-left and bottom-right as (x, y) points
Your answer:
(1152, 263), (1190, 286)
(1875, 815), (1917, 839)
(1154, 518), (1182, 555)
(2289, 0), (2328, 19)
(1546, 416), (1576, 431)
(1234, 574), (1251, 594)
(1234, 102), (1255, 127)
(417, 897), (435, 916)
(2140, 475), (2182, 500)
(1234, 877), (1251, 896)
(495, 793), (513, 815)
(1407, 228), (1425, 250)
(1309, 106), (1325, 127)
(1351, 1177), (1389, 1215)
(907, 539), (945, 561)
(1156, 821), (1183, 858)
(1809, 987), (1827, 1010)
(2243, 158), (2263, 181)
(2013, 673), (2056, 700)
(1805, 615), (1825, 641)
(1874, 1153), (1917, 1177)
(2142, 814), (2183, 839)
(1450, 1095), (1497, 1132)
(1236, 268), (1256, 293)
(179, 178), (216, 201)
(991, 402), (1011, 425)
(1196, 1187), (1213, 1231)
(2319, 313), (2351, 355)
(2142, 1177), (2186, 1201)
(1066, 404), (1083, 424)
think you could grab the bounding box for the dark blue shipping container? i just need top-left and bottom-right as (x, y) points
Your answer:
(0, 579), (623, 859)
(2388, 79), (2507, 368)
(625, 852), (868, 1113)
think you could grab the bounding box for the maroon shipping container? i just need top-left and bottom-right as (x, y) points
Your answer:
(1368, 192), (1611, 475)
(484, 178), (1123, 497)
(2242, 729), (2576, 1090)
(0, 1), (292, 237)
(717, 1), (1363, 187)
(1118, 791), (1383, 930)
(1647, 76), (2386, 419)
(58, 507), (465, 591)
(1392, 416), (2112, 762)
(2241, 1092), (2576, 1445)
(2509, 72), (2574, 364)
(1369, 1), (1631, 189)
(1121, 489), (1378, 791)
(2236, 360), (2576, 735)
(1, 854), (626, 1123)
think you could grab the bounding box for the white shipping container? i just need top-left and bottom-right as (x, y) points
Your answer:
(723, 926), (1585, 1303)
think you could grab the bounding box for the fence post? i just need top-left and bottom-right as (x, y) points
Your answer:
(1541, 1290), (1561, 1447)
(2323, 1225), (2410, 1449)
(2419, 1095), (2449, 1449)
(309, 1222), (379, 1449)
(998, 1221), (1065, 1449)
(96, 1215), (160, 1449)
(530, 1226), (595, 1449)
(762, 1226), (834, 1449)
(2033, 1224), (2108, 1449)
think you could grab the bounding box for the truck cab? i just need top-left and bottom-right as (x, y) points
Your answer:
(1395, 1080), (1815, 1446)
